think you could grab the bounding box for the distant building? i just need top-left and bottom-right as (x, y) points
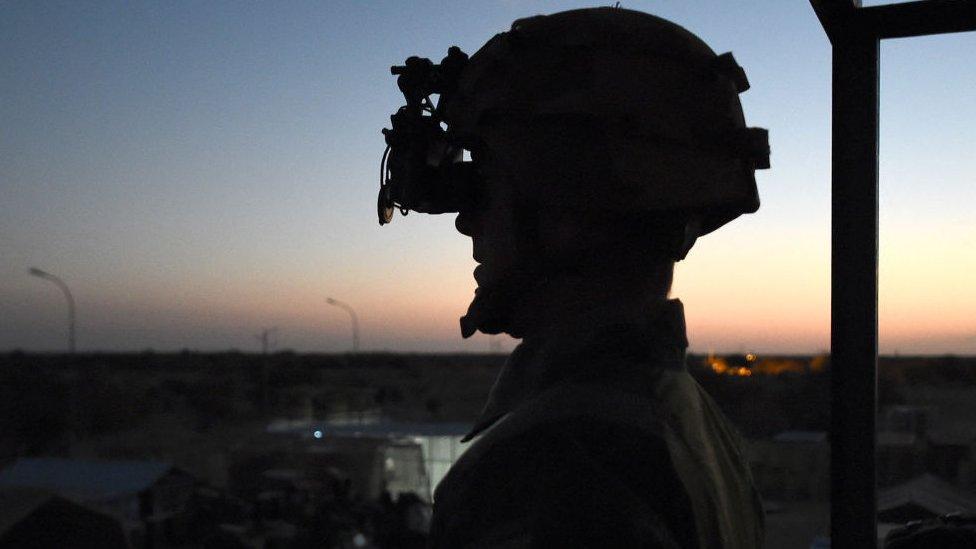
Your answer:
(881, 405), (936, 437)
(0, 458), (196, 547)
(874, 404), (976, 488)
(926, 423), (976, 486)
(0, 486), (128, 548)
(746, 431), (829, 501)
(268, 418), (471, 500)
(877, 430), (927, 487)
(879, 473), (976, 524)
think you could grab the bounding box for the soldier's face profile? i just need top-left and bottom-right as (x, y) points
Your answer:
(454, 159), (520, 293)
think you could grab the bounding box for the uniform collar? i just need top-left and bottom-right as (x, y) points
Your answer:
(462, 298), (689, 442)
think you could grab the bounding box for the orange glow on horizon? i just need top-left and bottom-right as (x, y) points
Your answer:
(705, 353), (830, 376)
(66, 219), (973, 353)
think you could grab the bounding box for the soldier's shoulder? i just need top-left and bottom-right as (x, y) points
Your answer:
(430, 415), (693, 548)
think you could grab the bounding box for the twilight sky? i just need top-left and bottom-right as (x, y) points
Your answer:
(1, 1), (974, 354)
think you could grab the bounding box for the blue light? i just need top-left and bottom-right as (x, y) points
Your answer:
(313, 430), (323, 439)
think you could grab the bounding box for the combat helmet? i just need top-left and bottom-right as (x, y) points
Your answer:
(441, 7), (769, 257)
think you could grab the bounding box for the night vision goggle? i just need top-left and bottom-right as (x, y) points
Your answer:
(378, 46), (479, 225)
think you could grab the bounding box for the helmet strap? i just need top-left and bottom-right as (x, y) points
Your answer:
(458, 197), (552, 339)
(675, 215), (703, 261)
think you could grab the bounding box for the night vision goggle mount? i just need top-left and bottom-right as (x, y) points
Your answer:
(378, 46), (480, 225)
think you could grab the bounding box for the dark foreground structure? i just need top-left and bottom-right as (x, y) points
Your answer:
(811, 0), (976, 545)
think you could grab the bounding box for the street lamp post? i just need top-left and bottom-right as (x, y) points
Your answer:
(326, 297), (359, 352)
(29, 267), (76, 354)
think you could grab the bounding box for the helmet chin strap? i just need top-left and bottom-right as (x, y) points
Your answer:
(459, 271), (542, 339)
(460, 191), (546, 339)
(459, 212), (699, 339)
(459, 288), (493, 339)
(675, 215), (703, 261)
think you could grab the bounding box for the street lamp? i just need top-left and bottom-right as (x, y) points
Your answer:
(28, 267), (76, 353)
(326, 297), (359, 352)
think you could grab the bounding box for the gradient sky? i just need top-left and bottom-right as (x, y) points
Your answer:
(1, 1), (974, 354)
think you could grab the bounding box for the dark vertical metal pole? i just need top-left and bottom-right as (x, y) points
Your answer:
(29, 268), (76, 354)
(61, 280), (76, 354)
(830, 21), (879, 548)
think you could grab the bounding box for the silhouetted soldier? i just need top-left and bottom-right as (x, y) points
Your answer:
(379, 7), (769, 548)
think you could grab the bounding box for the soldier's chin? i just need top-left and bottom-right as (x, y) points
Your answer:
(459, 286), (514, 339)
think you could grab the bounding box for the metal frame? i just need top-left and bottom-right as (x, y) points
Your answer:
(811, 0), (976, 545)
